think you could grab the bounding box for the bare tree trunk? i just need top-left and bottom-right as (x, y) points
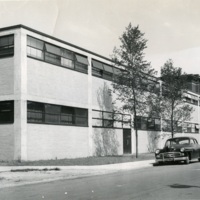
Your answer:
(171, 103), (174, 138)
(135, 128), (138, 158)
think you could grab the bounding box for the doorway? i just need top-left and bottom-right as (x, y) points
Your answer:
(123, 129), (132, 154)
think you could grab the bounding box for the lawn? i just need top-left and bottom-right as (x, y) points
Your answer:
(0, 153), (154, 166)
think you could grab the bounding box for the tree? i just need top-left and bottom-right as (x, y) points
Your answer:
(112, 23), (157, 158)
(160, 59), (194, 138)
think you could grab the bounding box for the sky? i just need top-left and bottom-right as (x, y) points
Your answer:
(0, 0), (200, 76)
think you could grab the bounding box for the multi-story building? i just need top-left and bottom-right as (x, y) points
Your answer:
(0, 24), (199, 161)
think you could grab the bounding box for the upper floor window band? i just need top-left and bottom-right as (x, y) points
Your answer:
(27, 36), (88, 74)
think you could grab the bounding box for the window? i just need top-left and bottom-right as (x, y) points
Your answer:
(75, 108), (88, 126)
(45, 104), (61, 124)
(61, 49), (74, 69)
(0, 35), (14, 58)
(45, 43), (61, 65)
(27, 101), (88, 127)
(92, 110), (131, 129)
(0, 101), (14, 124)
(75, 54), (88, 73)
(92, 59), (122, 82)
(135, 116), (161, 131)
(27, 36), (44, 60)
(27, 101), (44, 123)
(92, 60), (103, 77)
(27, 36), (88, 74)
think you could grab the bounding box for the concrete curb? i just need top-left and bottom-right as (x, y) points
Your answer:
(0, 160), (155, 189)
(0, 159), (155, 172)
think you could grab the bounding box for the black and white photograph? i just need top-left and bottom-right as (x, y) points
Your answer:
(0, 0), (200, 199)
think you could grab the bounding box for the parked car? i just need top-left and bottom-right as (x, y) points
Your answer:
(155, 136), (200, 164)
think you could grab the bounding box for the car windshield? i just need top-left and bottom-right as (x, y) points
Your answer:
(165, 138), (190, 147)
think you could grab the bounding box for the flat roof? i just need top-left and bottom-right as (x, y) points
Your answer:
(0, 24), (112, 63)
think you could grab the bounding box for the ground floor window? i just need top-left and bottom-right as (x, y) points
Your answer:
(27, 101), (88, 126)
(0, 100), (14, 124)
(92, 110), (131, 129)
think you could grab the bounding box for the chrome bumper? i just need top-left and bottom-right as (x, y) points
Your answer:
(156, 156), (187, 163)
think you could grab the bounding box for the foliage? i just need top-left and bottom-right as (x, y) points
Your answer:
(160, 59), (194, 138)
(112, 23), (157, 157)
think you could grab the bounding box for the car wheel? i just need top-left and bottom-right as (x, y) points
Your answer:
(198, 158), (200, 162)
(184, 156), (190, 164)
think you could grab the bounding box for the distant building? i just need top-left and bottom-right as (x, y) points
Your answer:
(0, 25), (199, 161)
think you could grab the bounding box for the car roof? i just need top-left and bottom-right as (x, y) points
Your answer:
(167, 137), (196, 141)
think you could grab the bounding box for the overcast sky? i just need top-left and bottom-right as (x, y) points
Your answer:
(1, 0), (200, 76)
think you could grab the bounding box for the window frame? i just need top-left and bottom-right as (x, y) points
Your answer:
(27, 101), (88, 127)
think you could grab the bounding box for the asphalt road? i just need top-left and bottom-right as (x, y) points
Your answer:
(1, 161), (200, 200)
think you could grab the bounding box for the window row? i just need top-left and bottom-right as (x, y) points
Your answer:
(162, 120), (199, 133)
(92, 59), (122, 81)
(27, 36), (88, 74)
(135, 116), (199, 133)
(92, 109), (131, 129)
(27, 101), (88, 126)
(135, 116), (161, 131)
(0, 101), (14, 124)
(0, 35), (14, 58)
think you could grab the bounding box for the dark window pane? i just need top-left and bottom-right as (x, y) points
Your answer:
(61, 49), (74, 60)
(27, 36), (44, 50)
(45, 52), (61, 65)
(75, 63), (88, 73)
(0, 35), (14, 58)
(92, 60), (104, 70)
(45, 104), (61, 124)
(0, 101), (14, 124)
(103, 64), (113, 73)
(45, 43), (61, 56)
(27, 101), (44, 123)
(103, 72), (113, 81)
(92, 68), (103, 77)
(75, 108), (88, 126)
(61, 106), (74, 125)
(75, 54), (88, 65)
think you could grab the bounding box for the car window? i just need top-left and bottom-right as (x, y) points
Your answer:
(190, 139), (195, 144)
(179, 139), (189, 144)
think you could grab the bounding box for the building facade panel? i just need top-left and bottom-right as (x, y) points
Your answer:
(92, 128), (123, 156)
(27, 58), (89, 106)
(0, 58), (14, 96)
(0, 125), (14, 161)
(27, 124), (89, 160)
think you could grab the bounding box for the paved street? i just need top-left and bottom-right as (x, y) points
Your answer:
(1, 161), (200, 200)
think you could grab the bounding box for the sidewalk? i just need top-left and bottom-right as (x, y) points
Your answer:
(0, 159), (154, 189)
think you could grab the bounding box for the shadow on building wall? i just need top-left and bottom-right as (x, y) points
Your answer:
(147, 131), (160, 152)
(93, 83), (119, 156)
(147, 131), (169, 152)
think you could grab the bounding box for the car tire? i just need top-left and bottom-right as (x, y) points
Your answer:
(184, 156), (190, 164)
(198, 158), (200, 162)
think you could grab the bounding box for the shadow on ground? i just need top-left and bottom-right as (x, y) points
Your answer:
(169, 184), (200, 189)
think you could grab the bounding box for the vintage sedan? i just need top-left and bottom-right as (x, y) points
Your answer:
(155, 136), (200, 164)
